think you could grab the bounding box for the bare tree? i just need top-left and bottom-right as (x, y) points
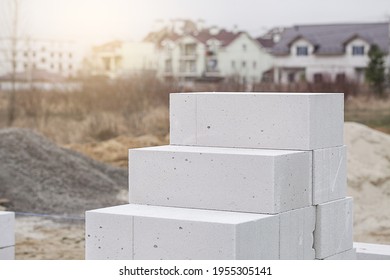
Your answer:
(6, 0), (19, 126)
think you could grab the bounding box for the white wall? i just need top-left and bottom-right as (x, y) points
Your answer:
(220, 33), (273, 83)
(157, 33), (273, 84)
(273, 37), (388, 84)
(122, 42), (158, 75)
(0, 38), (81, 78)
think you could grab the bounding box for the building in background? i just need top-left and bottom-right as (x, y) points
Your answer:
(270, 22), (390, 84)
(83, 40), (157, 79)
(145, 19), (273, 85)
(0, 38), (82, 90)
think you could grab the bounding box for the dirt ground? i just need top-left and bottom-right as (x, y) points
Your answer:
(15, 217), (84, 260)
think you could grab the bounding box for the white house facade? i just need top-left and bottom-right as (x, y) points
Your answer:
(153, 26), (273, 84)
(0, 38), (80, 79)
(270, 23), (390, 84)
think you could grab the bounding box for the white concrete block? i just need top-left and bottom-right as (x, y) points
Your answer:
(313, 146), (347, 205)
(0, 246), (15, 260)
(280, 206), (316, 260)
(0, 212), (15, 248)
(86, 210), (134, 260)
(322, 249), (357, 260)
(86, 204), (280, 260)
(170, 92), (344, 150)
(129, 145), (312, 214)
(354, 242), (390, 260)
(170, 93), (197, 145)
(314, 197), (353, 259)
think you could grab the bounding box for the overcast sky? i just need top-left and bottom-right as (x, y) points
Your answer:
(1, 0), (389, 46)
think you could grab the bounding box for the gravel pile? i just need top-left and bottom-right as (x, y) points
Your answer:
(0, 128), (127, 216)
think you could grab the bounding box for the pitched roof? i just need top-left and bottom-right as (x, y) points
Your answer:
(271, 22), (389, 55)
(256, 37), (275, 49)
(190, 29), (243, 47)
(143, 20), (244, 48)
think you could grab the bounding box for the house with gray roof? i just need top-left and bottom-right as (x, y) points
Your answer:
(269, 22), (390, 84)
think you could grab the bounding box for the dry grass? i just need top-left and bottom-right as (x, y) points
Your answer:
(0, 75), (174, 145)
(0, 75), (389, 145)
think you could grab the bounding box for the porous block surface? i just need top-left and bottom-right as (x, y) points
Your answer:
(314, 197), (353, 259)
(129, 145), (312, 214)
(86, 204), (280, 260)
(313, 146), (347, 205)
(280, 206), (316, 259)
(170, 92), (344, 150)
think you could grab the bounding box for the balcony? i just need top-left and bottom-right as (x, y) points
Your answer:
(204, 69), (222, 78)
(179, 53), (198, 60)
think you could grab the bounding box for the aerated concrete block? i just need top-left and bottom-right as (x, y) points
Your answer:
(0, 212), (15, 248)
(0, 246), (15, 260)
(314, 197), (353, 259)
(86, 210), (134, 260)
(279, 206), (316, 260)
(86, 204), (280, 260)
(313, 146), (347, 205)
(129, 145), (312, 214)
(170, 92), (344, 150)
(354, 242), (390, 260)
(323, 249), (357, 260)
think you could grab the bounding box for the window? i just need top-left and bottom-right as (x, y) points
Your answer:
(183, 43), (196, 56)
(352, 46), (364, 56)
(165, 59), (172, 72)
(41, 58), (46, 64)
(253, 61), (257, 69)
(243, 44), (247, 51)
(69, 53), (73, 59)
(242, 61), (246, 68)
(335, 73), (346, 83)
(207, 59), (218, 71)
(314, 73), (323, 83)
(288, 72), (295, 83)
(231, 61), (236, 69)
(296, 46), (308, 56)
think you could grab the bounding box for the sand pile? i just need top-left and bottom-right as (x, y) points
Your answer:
(0, 128), (127, 216)
(345, 122), (390, 244)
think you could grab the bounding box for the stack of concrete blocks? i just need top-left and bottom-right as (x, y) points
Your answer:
(0, 211), (15, 260)
(86, 92), (355, 260)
